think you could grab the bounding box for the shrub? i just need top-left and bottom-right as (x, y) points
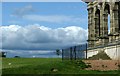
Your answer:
(74, 60), (91, 69)
(14, 56), (20, 58)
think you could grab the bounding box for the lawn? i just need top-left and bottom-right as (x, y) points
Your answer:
(2, 58), (120, 75)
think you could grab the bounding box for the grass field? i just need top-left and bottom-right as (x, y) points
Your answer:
(2, 58), (120, 75)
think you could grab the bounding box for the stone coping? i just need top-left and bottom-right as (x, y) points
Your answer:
(88, 41), (120, 50)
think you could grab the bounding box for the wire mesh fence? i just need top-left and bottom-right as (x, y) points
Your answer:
(62, 43), (87, 60)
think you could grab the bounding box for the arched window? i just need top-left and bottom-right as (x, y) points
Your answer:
(104, 4), (110, 35)
(95, 9), (100, 37)
(119, 14), (120, 31)
(118, 2), (120, 31)
(108, 14), (110, 34)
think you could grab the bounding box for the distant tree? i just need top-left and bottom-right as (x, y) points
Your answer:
(14, 56), (20, 58)
(56, 49), (61, 57)
(2, 52), (7, 57)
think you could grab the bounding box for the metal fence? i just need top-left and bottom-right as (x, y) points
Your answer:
(62, 43), (87, 60)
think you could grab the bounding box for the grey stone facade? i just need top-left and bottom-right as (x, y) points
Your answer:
(83, 0), (120, 48)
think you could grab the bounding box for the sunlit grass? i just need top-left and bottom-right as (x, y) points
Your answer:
(2, 58), (119, 75)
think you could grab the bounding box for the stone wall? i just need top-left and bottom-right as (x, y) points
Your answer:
(86, 44), (120, 60)
(85, 0), (120, 48)
(105, 44), (120, 60)
(83, 0), (120, 60)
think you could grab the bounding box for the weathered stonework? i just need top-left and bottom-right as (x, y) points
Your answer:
(86, 0), (120, 47)
(86, 44), (120, 60)
(83, 0), (120, 60)
(84, 0), (120, 48)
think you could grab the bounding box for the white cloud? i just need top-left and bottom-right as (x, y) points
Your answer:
(11, 5), (34, 17)
(10, 5), (87, 24)
(23, 15), (86, 23)
(1, 24), (88, 50)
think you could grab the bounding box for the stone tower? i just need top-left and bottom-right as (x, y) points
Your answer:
(83, 0), (120, 48)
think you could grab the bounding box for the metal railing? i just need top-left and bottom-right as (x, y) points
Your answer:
(62, 43), (87, 60)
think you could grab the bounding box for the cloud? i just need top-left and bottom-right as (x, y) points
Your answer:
(1, 24), (88, 50)
(11, 5), (34, 17)
(23, 15), (86, 24)
(10, 5), (87, 24)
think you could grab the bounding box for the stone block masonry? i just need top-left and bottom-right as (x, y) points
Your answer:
(83, 0), (120, 60)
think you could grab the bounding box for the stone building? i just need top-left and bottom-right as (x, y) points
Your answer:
(83, 0), (120, 60)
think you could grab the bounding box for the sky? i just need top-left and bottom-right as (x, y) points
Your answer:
(2, 2), (88, 28)
(1, 2), (88, 57)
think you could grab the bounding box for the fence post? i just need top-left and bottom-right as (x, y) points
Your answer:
(70, 47), (72, 60)
(74, 46), (76, 60)
(86, 43), (87, 60)
(62, 49), (63, 60)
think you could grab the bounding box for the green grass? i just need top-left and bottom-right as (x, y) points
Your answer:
(2, 58), (120, 75)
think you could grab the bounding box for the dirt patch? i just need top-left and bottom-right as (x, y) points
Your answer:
(83, 60), (120, 71)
